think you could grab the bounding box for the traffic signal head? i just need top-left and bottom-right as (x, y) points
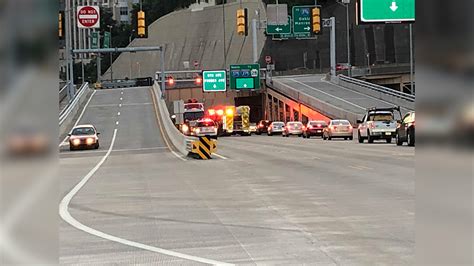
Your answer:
(137, 11), (146, 38)
(236, 8), (248, 36)
(167, 76), (175, 86)
(312, 7), (321, 34)
(195, 75), (202, 85)
(59, 12), (64, 39)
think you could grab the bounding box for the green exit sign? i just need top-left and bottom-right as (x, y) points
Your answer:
(229, 64), (260, 90)
(202, 70), (226, 92)
(359, 0), (415, 23)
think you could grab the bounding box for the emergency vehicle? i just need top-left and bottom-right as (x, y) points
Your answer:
(206, 105), (251, 136)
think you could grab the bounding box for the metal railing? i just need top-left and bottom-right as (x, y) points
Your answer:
(59, 81), (70, 103)
(339, 75), (415, 102)
(59, 82), (89, 125)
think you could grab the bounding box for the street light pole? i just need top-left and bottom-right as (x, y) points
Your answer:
(346, 2), (351, 77)
(108, 25), (113, 81)
(129, 29), (135, 79)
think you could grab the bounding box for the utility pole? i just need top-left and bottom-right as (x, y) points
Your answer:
(252, 19), (258, 63)
(330, 17), (336, 77)
(107, 25), (113, 81)
(129, 29), (135, 79)
(222, 0), (227, 68)
(65, 0), (75, 101)
(346, 1), (351, 77)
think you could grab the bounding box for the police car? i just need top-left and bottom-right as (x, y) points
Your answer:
(191, 119), (218, 137)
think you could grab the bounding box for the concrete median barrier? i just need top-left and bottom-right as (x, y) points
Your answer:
(152, 82), (190, 156)
(59, 83), (92, 138)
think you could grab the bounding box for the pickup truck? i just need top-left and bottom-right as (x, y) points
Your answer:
(357, 106), (402, 144)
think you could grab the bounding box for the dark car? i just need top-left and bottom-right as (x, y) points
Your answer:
(302, 120), (327, 138)
(396, 111), (415, 146)
(256, 120), (272, 135)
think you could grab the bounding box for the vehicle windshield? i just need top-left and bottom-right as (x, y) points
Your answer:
(71, 127), (95, 135)
(369, 113), (394, 122)
(184, 111), (205, 121)
(273, 122), (284, 126)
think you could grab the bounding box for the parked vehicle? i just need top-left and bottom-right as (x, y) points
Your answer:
(256, 120), (272, 135)
(267, 122), (285, 136)
(323, 120), (353, 140)
(282, 121), (303, 137)
(302, 120), (327, 138)
(357, 107), (402, 143)
(396, 111), (415, 146)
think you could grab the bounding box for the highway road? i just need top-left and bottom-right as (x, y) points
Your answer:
(60, 86), (414, 265)
(273, 74), (412, 117)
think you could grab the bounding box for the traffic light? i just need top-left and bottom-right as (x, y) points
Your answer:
(59, 12), (64, 39)
(137, 10), (146, 38)
(195, 75), (202, 85)
(312, 7), (321, 34)
(236, 8), (248, 36)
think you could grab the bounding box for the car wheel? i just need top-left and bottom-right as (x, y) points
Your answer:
(268, 132), (272, 136)
(344, 137), (348, 140)
(69, 146), (75, 151)
(328, 135), (332, 140)
(358, 130), (364, 143)
(367, 130), (374, 143)
(386, 138), (392, 144)
(408, 130), (415, 146)
(298, 134), (302, 137)
(349, 136), (353, 141)
(322, 133), (326, 140)
(95, 142), (100, 149)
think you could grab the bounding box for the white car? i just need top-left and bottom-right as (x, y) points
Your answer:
(68, 124), (100, 151)
(267, 122), (285, 136)
(191, 119), (218, 137)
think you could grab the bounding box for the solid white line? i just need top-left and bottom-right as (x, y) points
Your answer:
(213, 153), (228, 160)
(59, 90), (97, 147)
(288, 78), (366, 110)
(59, 129), (230, 265)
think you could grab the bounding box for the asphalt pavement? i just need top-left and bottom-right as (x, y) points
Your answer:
(60, 87), (414, 265)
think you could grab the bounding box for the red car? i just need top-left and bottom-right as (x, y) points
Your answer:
(302, 120), (328, 138)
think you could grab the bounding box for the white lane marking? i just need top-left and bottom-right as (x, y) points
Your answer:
(213, 153), (228, 160)
(288, 78), (366, 110)
(149, 88), (187, 162)
(116, 121), (119, 125)
(59, 90), (97, 147)
(59, 129), (230, 265)
(121, 91), (124, 95)
(117, 112), (121, 116)
(120, 97), (123, 101)
(119, 104), (122, 107)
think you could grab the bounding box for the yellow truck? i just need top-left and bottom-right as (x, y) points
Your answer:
(222, 105), (251, 136)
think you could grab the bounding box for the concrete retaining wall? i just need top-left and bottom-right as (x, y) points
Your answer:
(109, 0), (266, 79)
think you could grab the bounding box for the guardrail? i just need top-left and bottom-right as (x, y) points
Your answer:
(59, 82), (89, 125)
(338, 75), (415, 102)
(59, 82), (70, 104)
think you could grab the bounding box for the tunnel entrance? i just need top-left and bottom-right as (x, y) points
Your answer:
(234, 95), (263, 123)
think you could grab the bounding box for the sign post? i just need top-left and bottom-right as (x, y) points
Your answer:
(202, 70), (227, 92)
(230, 64), (260, 90)
(77, 6), (100, 29)
(358, 0), (415, 23)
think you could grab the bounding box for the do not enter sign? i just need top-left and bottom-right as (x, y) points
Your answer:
(77, 6), (100, 29)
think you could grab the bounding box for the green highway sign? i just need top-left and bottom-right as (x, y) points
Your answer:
(266, 16), (291, 35)
(103, 31), (111, 48)
(202, 70), (227, 92)
(292, 6), (313, 34)
(91, 32), (99, 49)
(360, 0), (415, 23)
(230, 64), (260, 90)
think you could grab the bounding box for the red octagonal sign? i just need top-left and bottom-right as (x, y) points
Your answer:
(77, 6), (100, 29)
